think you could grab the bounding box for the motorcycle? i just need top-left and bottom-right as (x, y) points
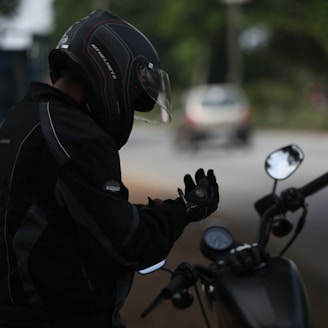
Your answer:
(139, 144), (328, 328)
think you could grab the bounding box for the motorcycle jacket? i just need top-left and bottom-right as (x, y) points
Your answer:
(0, 82), (188, 327)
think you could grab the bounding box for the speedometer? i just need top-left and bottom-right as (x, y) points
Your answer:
(200, 226), (234, 260)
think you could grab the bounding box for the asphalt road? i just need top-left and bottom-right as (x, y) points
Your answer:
(120, 125), (328, 327)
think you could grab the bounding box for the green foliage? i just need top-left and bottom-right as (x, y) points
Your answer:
(246, 80), (328, 130)
(0, 0), (20, 16)
(51, 0), (328, 130)
(51, 0), (93, 47)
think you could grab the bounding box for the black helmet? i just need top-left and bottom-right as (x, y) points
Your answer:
(49, 10), (171, 148)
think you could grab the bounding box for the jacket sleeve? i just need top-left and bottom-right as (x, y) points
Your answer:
(55, 178), (188, 270)
(40, 102), (189, 270)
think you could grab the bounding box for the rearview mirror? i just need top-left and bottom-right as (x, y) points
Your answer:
(265, 144), (304, 180)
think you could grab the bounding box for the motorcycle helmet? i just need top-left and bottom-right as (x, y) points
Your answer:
(49, 10), (171, 149)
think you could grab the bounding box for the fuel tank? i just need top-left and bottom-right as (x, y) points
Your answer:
(213, 256), (313, 328)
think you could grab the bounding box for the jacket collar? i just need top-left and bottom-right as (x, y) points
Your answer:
(23, 82), (84, 109)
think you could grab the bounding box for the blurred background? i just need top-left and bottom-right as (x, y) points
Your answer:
(0, 0), (327, 327)
(1, 0), (328, 128)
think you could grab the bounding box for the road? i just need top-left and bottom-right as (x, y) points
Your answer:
(120, 124), (328, 327)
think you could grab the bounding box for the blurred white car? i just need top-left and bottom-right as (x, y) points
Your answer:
(174, 84), (252, 150)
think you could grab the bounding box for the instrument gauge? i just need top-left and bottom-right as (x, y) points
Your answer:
(200, 226), (234, 260)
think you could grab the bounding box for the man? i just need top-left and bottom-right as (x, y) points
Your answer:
(0, 10), (219, 327)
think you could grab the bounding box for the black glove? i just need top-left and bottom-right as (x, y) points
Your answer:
(178, 168), (219, 222)
(223, 243), (269, 274)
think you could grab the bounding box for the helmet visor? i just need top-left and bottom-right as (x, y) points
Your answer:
(134, 62), (171, 124)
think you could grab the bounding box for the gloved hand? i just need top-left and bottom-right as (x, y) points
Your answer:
(178, 168), (219, 222)
(223, 243), (269, 274)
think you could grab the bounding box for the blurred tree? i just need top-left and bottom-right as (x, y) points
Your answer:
(51, 0), (92, 46)
(52, 0), (226, 88)
(244, 0), (328, 80)
(0, 0), (20, 16)
(110, 0), (226, 88)
(51, 0), (328, 103)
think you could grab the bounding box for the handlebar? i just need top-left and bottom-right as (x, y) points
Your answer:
(256, 171), (328, 217)
(140, 263), (199, 318)
(299, 172), (328, 198)
(257, 171), (328, 247)
(161, 263), (198, 298)
(278, 171), (328, 214)
(141, 263), (215, 318)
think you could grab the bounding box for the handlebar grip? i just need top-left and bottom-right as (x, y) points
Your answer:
(161, 263), (199, 299)
(298, 172), (328, 198)
(161, 274), (188, 298)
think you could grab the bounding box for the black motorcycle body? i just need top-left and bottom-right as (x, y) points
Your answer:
(213, 256), (312, 328)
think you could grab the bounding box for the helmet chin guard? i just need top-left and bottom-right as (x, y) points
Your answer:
(49, 10), (171, 148)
